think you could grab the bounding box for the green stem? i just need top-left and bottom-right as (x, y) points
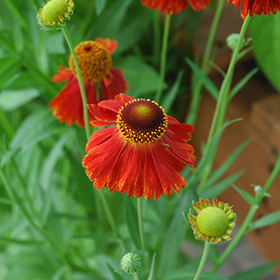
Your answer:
(137, 197), (146, 251)
(0, 108), (14, 141)
(186, 0), (224, 125)
(99, 190), (128, 251)
(193, 241), (211, 280)
(155, 15), (171, 102)
(61, 26), (91, 140)
(0, 167), (73, 279)
(133, 272), (139, 280)
(212, 205), (258, 273)
(152, 10), (161, 67)
(197, 15), (251, 193)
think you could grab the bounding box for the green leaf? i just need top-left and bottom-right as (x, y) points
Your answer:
(232, 184), (256, 205)
(115, 55), (162, 98)
(73, 233), (120, 243)
(107, 263), (126, 280)
(0, 197), (13, 205)
(162, 70), (183, 114)
(231, 261), (280, 280)
(147, 253), (156, 280)
(95, 0), (107, 15)
(248, 13), (280, 91)
(186, 58), (219, 99)
(202, 170), (244, 198)
(229, 67), (258, 99)
(0, 56), (19, 76)
(162, 270), (230, 280)
(207, 139), (250, 187)
(0, 236), (45, 246)
(9, 109), (59, 152)
(124, 196), (141, 250)
(0, 88), (40, 111)
(249, 210), (280, 231)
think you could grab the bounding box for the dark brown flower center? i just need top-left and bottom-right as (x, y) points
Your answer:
(117, 99), (168, 144)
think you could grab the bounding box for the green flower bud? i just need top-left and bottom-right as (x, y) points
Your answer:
(37, 0), (74, 30)
(120, 253), (141, 274)
(189, 198), (236, 244)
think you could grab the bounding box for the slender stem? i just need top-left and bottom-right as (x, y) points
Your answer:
(186, 0), (224, 125)
(0, 167), (73, 279)
(0, 107), (14, 141)
(133, 272), (139, 280)
(196, 15), (251, 193)
(61, 26), (91, 140)
(99, 190), (128, 251)
(155, 15), (171, 102)
(152, 10), (161, 67)
(212, 205), (258, 272)
(193, 241), (211, 280)
(137, 197), (146, 251)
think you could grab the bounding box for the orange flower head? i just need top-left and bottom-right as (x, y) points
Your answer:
(82, 93), (196, 200)
(49, 38), (128, 128)
(68, 41), (112, 82)
(228, 0), (280, 18)
(141, 0), (211, 14)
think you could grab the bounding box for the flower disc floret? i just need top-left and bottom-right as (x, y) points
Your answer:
(117, 99), (168, 144)
(69, 41), (112, 82)
(189, 198), (236, 244)
(37, 0), (74, 30)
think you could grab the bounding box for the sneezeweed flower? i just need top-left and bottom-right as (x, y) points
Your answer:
(37, 0), (74, 30)
(141, 0), (211, 15)
(189, 198), (236, 244)
(228, 0), (280, 19)
(49, 39), (128, 127)
(82, 93), (196, 200)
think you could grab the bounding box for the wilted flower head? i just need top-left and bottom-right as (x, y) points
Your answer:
(82, 93), (196, 200)
(141, 0), (211, 15)
(49, 38), (128, 127)
(189, 198), (236, 244)
(37, 0), (74, 30)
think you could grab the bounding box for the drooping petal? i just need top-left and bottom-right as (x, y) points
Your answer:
(49, 75), (97, 127)
(87, 103), (118, 126)
(141, 0), (188, 14)
(165, 123), (194, 142)
(51, 66), (73, 82)
(95, 37), (118, 54)
(99, 67), (128, 101)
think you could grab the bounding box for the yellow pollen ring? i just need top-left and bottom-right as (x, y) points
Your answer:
(117, 99), (168, 144)
(69, 41), (112, 82)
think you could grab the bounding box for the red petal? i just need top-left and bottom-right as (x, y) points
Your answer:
(165, 123), (194, 142)
(51, 66), (72, 82)
(99, 67), (128, 101)
(141, 0), (188, 14)
(95, 37), (117, 54)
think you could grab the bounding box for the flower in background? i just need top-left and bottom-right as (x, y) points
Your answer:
(82, 93), (196, 200)
(228, 0), (280, 19)
(49, 39), (128, 127)
(37, 0), (74, 30)
(189, 198), (236, 244)
(141, 0), (211, 14)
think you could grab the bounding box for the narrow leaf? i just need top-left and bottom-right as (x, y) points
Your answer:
(186, 58), (219, 99)
(249, 210), (280, 231)
(231, 261), (280, 280)
(147, 253), (156, 280)
(232, 184), (256, 205)
(0, 236), (45, 246)
(95, 0), (107, 15)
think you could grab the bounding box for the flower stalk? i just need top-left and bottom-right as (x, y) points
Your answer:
(193, 241), (211, 280)
(61, 26), (91, 139)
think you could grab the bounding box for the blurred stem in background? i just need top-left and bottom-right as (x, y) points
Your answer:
(186, 0), (224, 126)
(212, 150), (280, 272)
(61, 26), (91, 140)
(196, 15), (251, 193)
(155, 15), (171, 102)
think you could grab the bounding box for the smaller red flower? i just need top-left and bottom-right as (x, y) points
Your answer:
(228, 0), (280, 19)
(141, 0), (211, 14)
(49, 38), (128, 127)
(82, 93), (196, 200)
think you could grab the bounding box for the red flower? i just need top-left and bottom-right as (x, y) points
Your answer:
(82, 93), (196, 200)
(141, 0), (211, 14)
(228, 0), (280, 18)
(49, 38), (128, 127)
